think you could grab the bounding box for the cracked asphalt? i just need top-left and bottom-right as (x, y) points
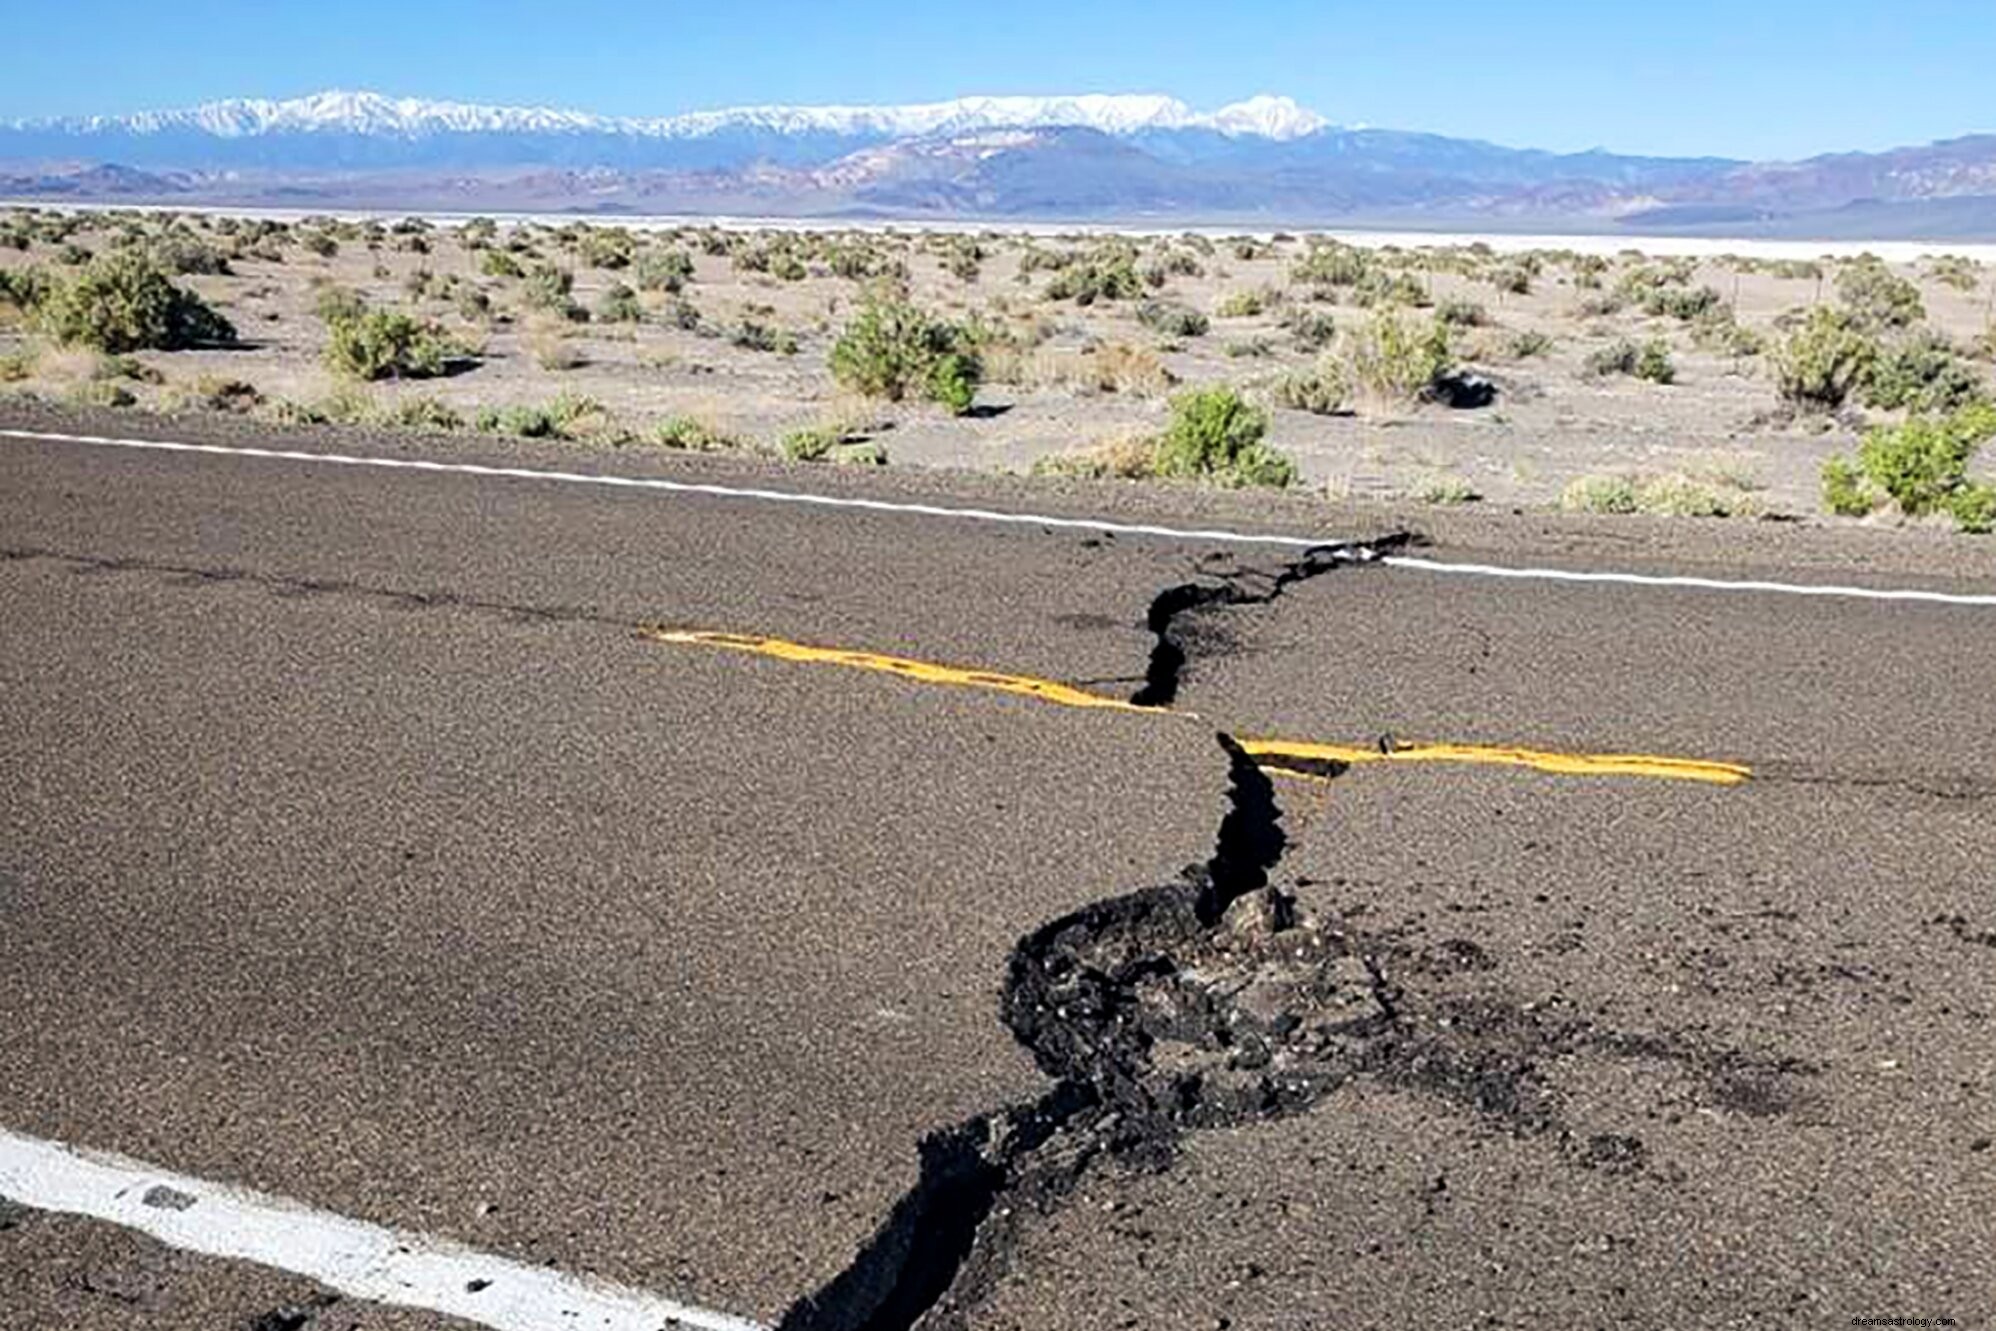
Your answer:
(2, 407), (1994, 1330)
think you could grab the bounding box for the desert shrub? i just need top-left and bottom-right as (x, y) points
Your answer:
(66, 379), (137, 409)
(1415, 474), (1480, 504)
(1029, 434), (1161, 481)
(1642, 285), (1723, 321)
(1690, 312), (1763, 358)
(926, 352), (978, 414)
(824, 239), (893, 281)
(633, 248), (695, 293)
(1586, 337), (1674, 383)
(1560, 474), (1639, 513)
(1282, 308), (1338, 350)
(1585, 339), (1638, 376)
(1216, 287), (1276, 318)
(1820, 455), (1875, 517)
(822, 439), (889, 466)
(1044, 244), (1143, 305)
(92, 353), (162, 384)
(829, 296), (980, 413)
(480, 250), (524, 279)
(312, 283), (368, 325)
(1850, 404), (1996, 517)
(655, 415), (741, 451)
(0, 265), (51, 313)
(1274, 359), (1348, 415)
(1488, 264), (1532, 295)
(1503, 330), (1554, 359)
(1836, 257), (1925, 329)
(1772, 306), (1879, 409)
(1022, 343), (1174, 397)
(1136, 300), (1209, 338)
(781, 425), (843, 462)
(476, 393), (616, 442)
(1925, 255), (1981, 293)
(522, 264), (585, 321)
(382, 395), (464, 432)
(595, 282), (644, 324)
(1344, 308), (1453, 404)
(1573, 292), (1625, 318)
(1290, 242), (1370, 289)
(1635, 339), (1676, 384)
(164, 375), (263, 415)
(658, 297), (703, 332)
(1628, 473), (1751, 517)
(325, 308), (457, 380)
(1350, 270), (1430, 309)
(1562, 473), (1754, 518)
(1951, 481), (1996, 533)
(576, 228), (633, 271)
(944, 249), (982, 284)
(147, 235), (232, 276)
(1153, 386), (1296, 488)
(731, 319), (799, 355)
(1861, 333), (1987, 414)
(1435, 298), (1487, 328)
(454, 286), (492, 322)
(300, 231), (339, 259)
(1017, 246), (1073, 274)
(39, 252), (235, 352)
(528, 329), (585, 371)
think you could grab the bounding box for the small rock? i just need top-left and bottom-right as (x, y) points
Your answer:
(1221, 887), (1295, 944)
(141, 1184), (196, 1211)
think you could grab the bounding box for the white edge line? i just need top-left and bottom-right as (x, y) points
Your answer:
(0, 1127), (767, 1331)
(0, 427), (1330, 548)
(7, 427), (1995, 607)
(1382, 555), (1996, 607)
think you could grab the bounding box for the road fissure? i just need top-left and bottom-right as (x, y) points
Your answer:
(775, 562), (1803, 1331)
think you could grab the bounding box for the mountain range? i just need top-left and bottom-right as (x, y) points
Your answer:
(3, 90), (1995, 239)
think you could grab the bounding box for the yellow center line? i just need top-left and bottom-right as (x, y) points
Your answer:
(639, 626), (1752, 787)
(638, 627), (1166, 715)
(1238, 737), (1752, 787)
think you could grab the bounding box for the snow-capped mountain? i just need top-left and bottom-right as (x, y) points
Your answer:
(6, 89), (1330, 144)
(5, 88), (1995, 237)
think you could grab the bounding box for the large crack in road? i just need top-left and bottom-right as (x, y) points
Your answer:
(777, 543), (1815, 1331)
(1129, 535), (1413, 709)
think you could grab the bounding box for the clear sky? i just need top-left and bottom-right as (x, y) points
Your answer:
(7, 0), (1992, 160)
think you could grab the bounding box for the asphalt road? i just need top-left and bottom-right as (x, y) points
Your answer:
(2, 409), (1992, 1331)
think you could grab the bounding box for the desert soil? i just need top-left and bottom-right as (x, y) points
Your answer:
(3, 208), (1994, 525)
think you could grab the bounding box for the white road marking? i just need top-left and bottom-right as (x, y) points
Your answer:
(7, 426), (1996, 607)
(1381, 555), (1996, 607)
(0, 427), (1332, 549)
(0, 1127), (766, 1331)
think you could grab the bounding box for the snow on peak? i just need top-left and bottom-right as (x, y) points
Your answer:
(21, 90), (1333, 142)
(1203, 95), (1330, 141)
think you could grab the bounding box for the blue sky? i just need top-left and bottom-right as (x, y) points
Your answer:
(8, 0), (1992, 159)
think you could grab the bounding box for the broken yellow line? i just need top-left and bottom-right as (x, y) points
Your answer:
(639, 627), (1162, 715)
(640, 627), (1751, 786)
(1238, 738), (1751, 787)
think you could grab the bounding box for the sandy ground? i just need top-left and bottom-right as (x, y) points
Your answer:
(3, 208), (1994, 524)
